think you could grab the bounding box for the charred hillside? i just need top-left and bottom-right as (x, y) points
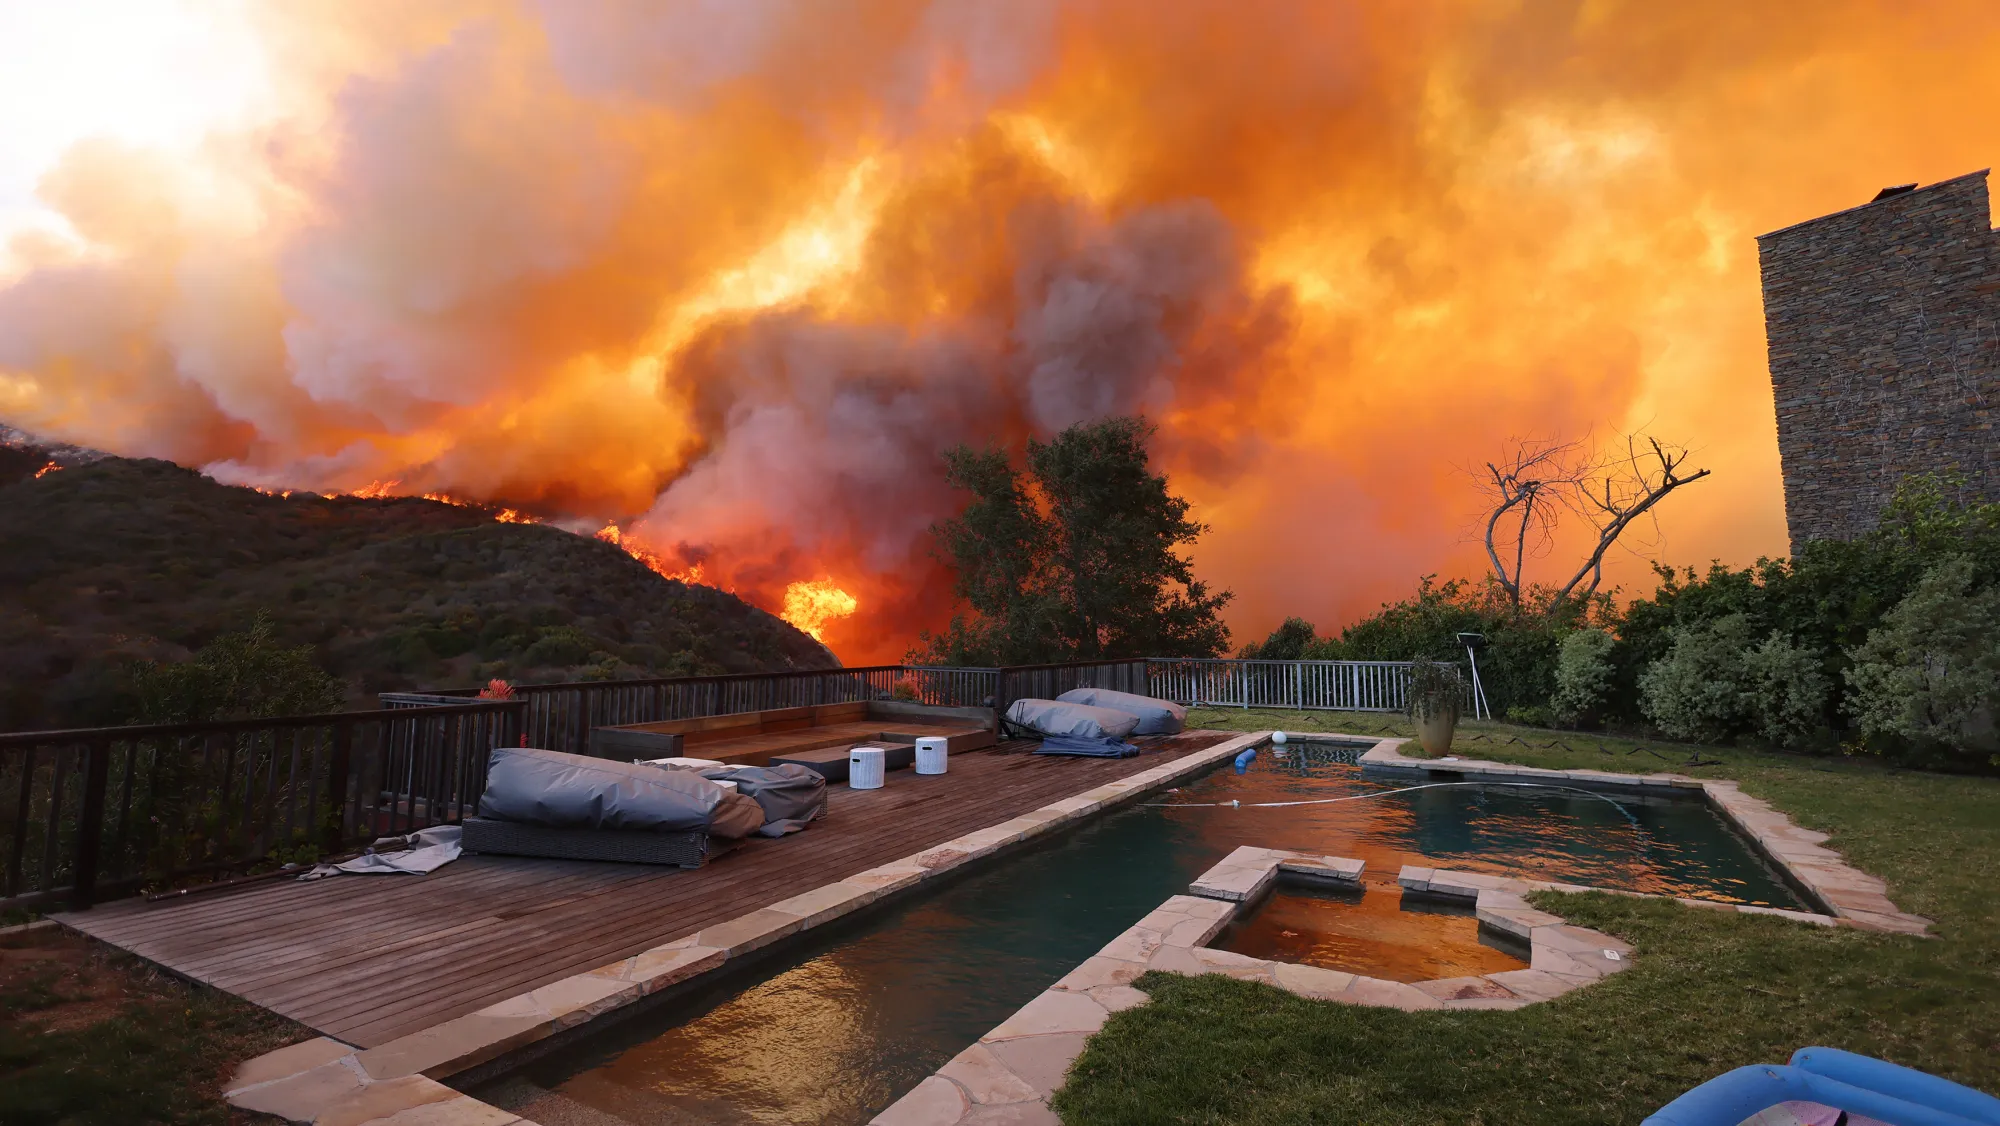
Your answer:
(0, 455), (836, 731)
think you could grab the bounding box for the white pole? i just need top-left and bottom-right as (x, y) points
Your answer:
(1465, 646), (1492, 720)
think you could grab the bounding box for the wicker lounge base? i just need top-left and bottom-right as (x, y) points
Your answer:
(460, 817), (712, 868)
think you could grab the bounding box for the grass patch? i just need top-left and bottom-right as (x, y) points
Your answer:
(0, 925), (305, 1125)
(1050, 710), (2000, 1123)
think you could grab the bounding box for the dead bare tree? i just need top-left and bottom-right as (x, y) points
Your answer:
(1479, 438), (1588, 605)
(1477, 432), (1711, 607)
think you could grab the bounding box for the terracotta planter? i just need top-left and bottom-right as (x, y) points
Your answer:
(1413, 710), (1457, 756)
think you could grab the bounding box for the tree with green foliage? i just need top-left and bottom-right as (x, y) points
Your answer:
(911, 416), (1233, 665)
(1548, 628), (1618, 728)
(131, 613), (346, 724)
(1846, 555), (2000, 766)
(1638, 614), (1830, 747)
(1240, 617), (1319, 660)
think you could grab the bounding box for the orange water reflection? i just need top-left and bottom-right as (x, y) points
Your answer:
(1217, 886), (1529, 983)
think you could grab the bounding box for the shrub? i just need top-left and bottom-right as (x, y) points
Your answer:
(1640, 614), (1755, 743)
(1640, 614), (1831, 747)
(522, 625), (595, 667)
(1240, 617), (1318, 660)
(1740, 631), (1831, 747)
(131, 614), (345, 724)
(1309, 575), (1598, 717)
(1846, 556), (2000, 765)
(1548, 628), (1618, 728)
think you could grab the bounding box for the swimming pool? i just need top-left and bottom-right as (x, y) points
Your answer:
(470, 738), (1796, 1125)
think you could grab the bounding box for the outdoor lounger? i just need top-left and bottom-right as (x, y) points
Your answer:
(1003, 698), (1142, 758)
(461, 746), (824, 868)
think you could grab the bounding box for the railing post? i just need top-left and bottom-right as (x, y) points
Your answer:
(69, 737), (110, 910)
(325, 719), (353, 852)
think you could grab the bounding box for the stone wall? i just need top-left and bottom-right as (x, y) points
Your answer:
(1758, 170), (1999, 551)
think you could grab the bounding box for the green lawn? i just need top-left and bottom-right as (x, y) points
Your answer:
(0, 925), (304, 1125)
(1052, 709), (2000, 1124)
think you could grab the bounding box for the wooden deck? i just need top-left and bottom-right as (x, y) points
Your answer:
(57, 734), (1228, 1048)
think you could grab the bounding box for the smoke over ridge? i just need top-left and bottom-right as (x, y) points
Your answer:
(3, 1), (1998, 659)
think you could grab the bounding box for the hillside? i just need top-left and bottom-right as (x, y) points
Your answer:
(0, 455), (836, 731)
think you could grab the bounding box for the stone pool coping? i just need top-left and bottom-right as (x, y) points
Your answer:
(221, 729), (1270, 1125)
(875, 845), (1638, 1126)
(1354, 737), (1931, 936)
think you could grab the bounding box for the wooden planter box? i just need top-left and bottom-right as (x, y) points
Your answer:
(586, 700), (997, 768)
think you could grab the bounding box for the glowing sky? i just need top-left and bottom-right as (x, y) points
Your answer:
(2, 2), (1997, 661)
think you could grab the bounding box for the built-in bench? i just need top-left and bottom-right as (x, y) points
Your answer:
(587, 700), (997, 767)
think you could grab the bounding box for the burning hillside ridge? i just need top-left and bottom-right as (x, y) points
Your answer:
(3, 3), (2000, 660)
(255, 475), (857, 642)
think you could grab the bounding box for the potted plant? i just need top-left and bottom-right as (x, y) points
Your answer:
(1405, 658), (1463, 756)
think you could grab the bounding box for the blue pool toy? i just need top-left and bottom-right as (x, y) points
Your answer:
(1643, 1048), (2000, 1126)
(1233, 746), (1257, 773)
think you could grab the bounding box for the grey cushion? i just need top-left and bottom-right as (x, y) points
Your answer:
(1056, 687), (1186, 735)
(1004, 698), (1142, 741)
(478, 746), (729, 831)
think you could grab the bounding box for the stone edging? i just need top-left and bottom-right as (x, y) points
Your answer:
(874, 845), (1639, 1125)
(223, 731), (1269, 1125)
(1356, 739), (1931, 935)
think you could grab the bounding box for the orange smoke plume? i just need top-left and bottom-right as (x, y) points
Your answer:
(3, 3), (1998, 661)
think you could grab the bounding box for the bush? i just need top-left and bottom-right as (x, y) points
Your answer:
(1640, 614), (1831, 747)
(130, 614), (345, 724)
(1846, 556), (2000, 765)
(1640, 614), (1755, 743)
(1741, 631), (1831, 747)
(1548, 629), (1618, 728)
(1308, 575), (1597, 717)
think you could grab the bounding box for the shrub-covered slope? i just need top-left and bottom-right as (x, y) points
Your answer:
(0, 456), (834, 730)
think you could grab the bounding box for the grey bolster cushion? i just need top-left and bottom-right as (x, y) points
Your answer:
(1004, 698), (1142, 741)
(1055, 687), (1186, 735)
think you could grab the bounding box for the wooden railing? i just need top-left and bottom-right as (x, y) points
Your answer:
(0, 701), (523, 910)
(383, 666), (1004, 756)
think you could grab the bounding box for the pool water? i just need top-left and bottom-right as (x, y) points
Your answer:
(472, 739), (1797, 1125)
(1214, 884), (1530, 982)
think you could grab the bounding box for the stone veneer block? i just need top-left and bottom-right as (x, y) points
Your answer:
(626, 943), (728, 993)
(1341, 975), (1443, 1010)
(354, 993), (552, 1081)
(768, 880), (882, 928)
(938, 1042), (1044, 1106)
(984, 1033), (1092, 1100)
(228, 1058), (369, 1122)
(1414, 975), (1520, 1002)
(1278, 854), (1365, 884)
(984, 989), (1111, 1041)
(531, 974), (641, 1030)
(1273, 960), (1356, 999)
(875, 1075), (969, 1126)
(229, 1037), (356, 1095)
(1397, 865), (1435, 891)
(312, 1074), (483, 1126)
(693, 907), (805, 958)
(1052, 955), (1148, 993)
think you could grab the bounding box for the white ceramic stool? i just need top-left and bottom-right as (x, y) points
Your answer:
(914, 736), (949, 775)
(848, 746), (886, 789)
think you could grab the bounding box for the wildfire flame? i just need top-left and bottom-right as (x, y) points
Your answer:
(780, 579), (859, 643)
(595, 522), (706, 586)
(33, 462), (61, 479)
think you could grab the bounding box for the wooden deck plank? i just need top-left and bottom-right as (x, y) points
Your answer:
(61, 734), (1228, 1047)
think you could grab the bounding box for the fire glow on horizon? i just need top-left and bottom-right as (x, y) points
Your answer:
(2, 3), (1998, 662)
